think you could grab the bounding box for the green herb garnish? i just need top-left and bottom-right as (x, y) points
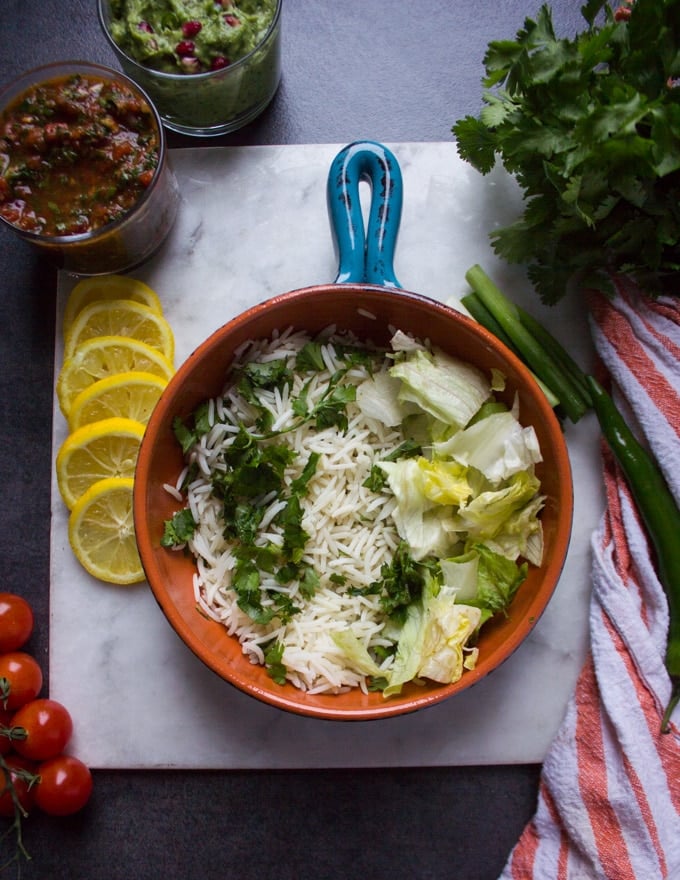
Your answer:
(453, 0), (680, 303)
(160, 508), (197, 548)
(264, 641), (288, 685)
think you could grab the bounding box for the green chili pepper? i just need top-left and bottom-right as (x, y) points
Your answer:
(586, 376), (680, 734)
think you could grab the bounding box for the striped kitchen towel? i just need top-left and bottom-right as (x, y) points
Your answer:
(500, 277), (680, 880)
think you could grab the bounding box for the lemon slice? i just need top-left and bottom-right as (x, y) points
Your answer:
(63, 299), (175, 363)
(56, 417), (146, 510)
(68, 371), (168, 431)
(68, 476), (144, 584)
(57, 335), (175, 418)
(63, 275), (163, 334)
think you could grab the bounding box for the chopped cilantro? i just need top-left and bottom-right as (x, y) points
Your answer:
(295, 342), (327, 372)
(375, 542), (436, 620)
(172, 402), (215, 453)
(312, 383), (356, 431)
(290, 451), (320, 495)
(277, 495), (309, 564)
(366, 676), (390, 692)
(240, 358), (291, 388)
(298, 566), (320, 599)
(160, 508), (197, 547)
(264, 641), (287, 685)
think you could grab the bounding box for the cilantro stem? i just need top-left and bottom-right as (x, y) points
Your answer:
(464, 264), (590, 422)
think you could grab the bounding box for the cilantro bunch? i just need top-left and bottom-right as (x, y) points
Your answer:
(453, 0), (680, 304)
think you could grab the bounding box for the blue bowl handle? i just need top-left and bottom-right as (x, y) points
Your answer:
(327, 140), (403, 288)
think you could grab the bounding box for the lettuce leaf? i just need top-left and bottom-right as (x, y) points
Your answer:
(440, 543), (528, 621)
(331, 630), (384, 678)
(417, 592), (481, 684)
(417, 458), (471, 506)
(355, 371), (410, 427)
(473, 543), (527, 616)
(480, 493), (545, 564)
(383, 600), (427, 696)
(389, 347), (491, 431)
(453, 470), (541, 543)
(377, 458), (457, 560)
(384, 574), (481, 696)
(434, 410), (542, 484)
(438, 551), (480, 602)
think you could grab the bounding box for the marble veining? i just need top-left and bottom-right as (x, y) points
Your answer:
(50, 142), (604, 769)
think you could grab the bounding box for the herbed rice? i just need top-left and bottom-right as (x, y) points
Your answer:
(173, 326), (408, 695)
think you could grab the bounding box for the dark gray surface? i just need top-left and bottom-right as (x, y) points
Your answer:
(1, 2), (586, 877)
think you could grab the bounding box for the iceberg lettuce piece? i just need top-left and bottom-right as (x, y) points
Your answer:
(480, 494), (545, 564)
(467, 543), (527, 616)
(440, 543), (528, 621)
(454, 470), (541, 542)
(383, 599), (426, 697)
(377, 459), (456, 560)
(418, 588), (482, 684)
(389, 348), (491, 431)
(389, 330), (426, 354)
(439, 551), (479, 602)
(356, 371), (411, 427)
(490, 368), (506, 392)
(331, 630), (383, 678)
(434, 410), (542, 484)
(417, 458), (471, 506)
(523, 521), (544, 567)
(384, 576), (482, 696)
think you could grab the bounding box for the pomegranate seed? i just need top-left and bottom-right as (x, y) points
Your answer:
(210, 56), (230, 70)
(175, 40), (196, 57)
(224, 14), (240, 27)
(137, 20), (154, 33)
(182, 20), (202, 38)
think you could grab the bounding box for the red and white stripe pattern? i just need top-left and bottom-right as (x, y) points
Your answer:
(501, 277), (680, 880)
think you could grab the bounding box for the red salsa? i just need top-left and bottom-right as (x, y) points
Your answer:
(0, 73), (159, 237)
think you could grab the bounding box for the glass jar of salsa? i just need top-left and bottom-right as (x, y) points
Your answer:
(0, 62), (179, 275)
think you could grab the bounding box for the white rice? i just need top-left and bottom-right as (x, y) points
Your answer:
(176, 328), (405, 694)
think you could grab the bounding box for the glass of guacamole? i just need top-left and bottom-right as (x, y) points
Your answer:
(98, 0), (282, 136)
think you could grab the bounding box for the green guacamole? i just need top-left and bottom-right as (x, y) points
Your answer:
(108, 0), (277, 75)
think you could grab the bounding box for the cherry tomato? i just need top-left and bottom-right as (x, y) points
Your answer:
(0, 652), (43, 711)
(35, 755), (92, 816)
(0, 709), (14, 756)
(10, 699), (73, 762)
(0, 594), (34, 653)
(0, 754), (37, 817)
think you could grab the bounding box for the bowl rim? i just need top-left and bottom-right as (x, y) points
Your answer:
(0, 59), (168, 245)
(134, 282), (575, 721)
(97, 0), (283, 82)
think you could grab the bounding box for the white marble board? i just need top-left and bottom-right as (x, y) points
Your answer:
(50, 142), (604, 769)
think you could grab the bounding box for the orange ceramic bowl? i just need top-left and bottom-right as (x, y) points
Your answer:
(134, 283), (574, 720)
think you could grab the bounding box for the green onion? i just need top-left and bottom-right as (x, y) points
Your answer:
(463, 264), (590, 423)
(461, 290), (560, 409)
